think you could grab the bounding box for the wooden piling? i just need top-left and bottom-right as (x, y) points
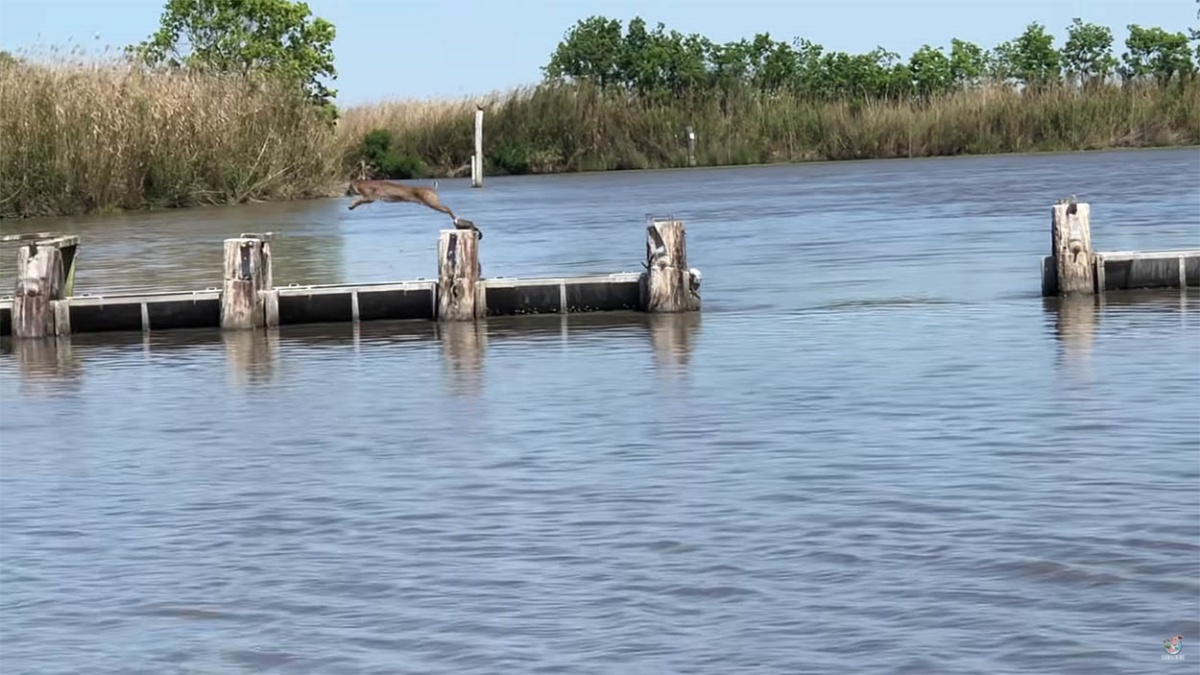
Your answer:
(220, 234), (273, 330)
(437, 229), (485, 321)
(472, 107), (484, 188)
(1051, 200), (1094, 295)
(12, 242), (67, 338)
(641, 217), (701, 313)
(686, 126), (696, 167)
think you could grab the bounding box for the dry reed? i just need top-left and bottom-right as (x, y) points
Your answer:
(2, 50), (1196, 219)
(0, 53), (343, 219)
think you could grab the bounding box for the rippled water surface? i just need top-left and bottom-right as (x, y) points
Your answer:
(2, 148), (1199, 674)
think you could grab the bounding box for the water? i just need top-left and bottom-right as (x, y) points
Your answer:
(1, 148), (1198, 674)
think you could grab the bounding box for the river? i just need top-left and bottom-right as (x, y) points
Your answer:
(1, 148), (1198, 674)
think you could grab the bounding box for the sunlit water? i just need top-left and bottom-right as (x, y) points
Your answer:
(1, 148), (1198, 674)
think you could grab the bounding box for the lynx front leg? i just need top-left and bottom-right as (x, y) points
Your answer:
(348, 196), (372, 210)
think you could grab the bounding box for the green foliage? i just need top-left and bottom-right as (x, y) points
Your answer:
(541, 14), (1200, 100)
(1063, 19), (1118, 85)
(1121, 25), (1195, 85)
(127, 0), (338, 111)
(949, 39), (988, 85)
(544, 16), (626, 89)
(489, 142), (533, 175)
(354, 128), (428, 179)
(359, 15), (1197, 181)
(992, 23), (1062, 88)
(357, 79), (1199, 182)
(909, 45), (954, 97)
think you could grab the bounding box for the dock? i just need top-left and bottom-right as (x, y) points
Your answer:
(1, 216), (702, 338)
(1040, 199), (1199, 296)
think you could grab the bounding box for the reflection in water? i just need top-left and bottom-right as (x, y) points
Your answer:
(222, 329), (280, 388)
(1045, 289), (1197, 386)
(1047, 295), (1098, 378)
(0, 312), (706, 396)
(648, 312), (701, 377)
(1, 337), (83, 395)
(439, 320), (488, 399)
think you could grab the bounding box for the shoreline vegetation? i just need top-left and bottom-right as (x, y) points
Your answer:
(1, 10), (1198, 219)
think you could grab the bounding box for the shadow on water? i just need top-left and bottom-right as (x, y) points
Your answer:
(0, 311), (702, 392)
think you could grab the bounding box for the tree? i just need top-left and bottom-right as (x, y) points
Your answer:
(908, 44), (954, 97)
(543, 15), (625, 89)
(1120, 24), (1195, 85)
(127, 0), (337, 110)
(948, 38), (988, 87)
(992, 22), (1062, 88)
(1062, 18), (1117, 86)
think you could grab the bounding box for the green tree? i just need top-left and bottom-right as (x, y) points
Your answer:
(1120, 24), (1195, 84)
(992, 22), (1062, 88)
(543, 15), (625, 89)
(908, 44), (954, 97)
(127, 0), (337, 109)
(948, 38), (988, 87)
(1062, 18), (1117, 86)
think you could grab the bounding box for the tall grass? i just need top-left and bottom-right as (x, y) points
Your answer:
(0, 52), (344, 219)
(1, 51), (1197, 219)
(348, 80), (1200, 177)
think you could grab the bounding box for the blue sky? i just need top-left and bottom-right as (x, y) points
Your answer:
(0, 0), (1194, 106)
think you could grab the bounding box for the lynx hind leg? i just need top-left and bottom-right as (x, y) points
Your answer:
(348, 195), (371, 210)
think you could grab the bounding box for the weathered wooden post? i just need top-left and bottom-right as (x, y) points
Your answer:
(686, 126), (696, 167)
(437, 229), (485, 321)
(471, 106), (484, 188)
(1050, 198), (1094, 295)
(11, 236), (77, 339)
(220, 233), (274, 330)
(641, 217), (701, 313)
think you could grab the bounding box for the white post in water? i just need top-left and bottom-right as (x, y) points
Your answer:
(471, 106), (484, 188)
(686, 126), (696, 167)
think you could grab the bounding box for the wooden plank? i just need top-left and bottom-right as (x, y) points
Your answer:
(12, 243), (66, 338)
(642, 217), (701, 313)
(275, 280), (435, 296)
(1092, 249), (1200, 262)
(52, 299), (71, 336)
(220, 237), (273, 330)
(437, 229), (484, 321)
(482, 272), (642, 288)
(1051, 200), (1094, 295)
(66, 290), (222, 305)
(262, 290), (280, 328)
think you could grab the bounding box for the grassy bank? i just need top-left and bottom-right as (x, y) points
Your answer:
(2, 56), (1198, 219)
(0, 56), (343, 219)
(348, 80), (1200, 177)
